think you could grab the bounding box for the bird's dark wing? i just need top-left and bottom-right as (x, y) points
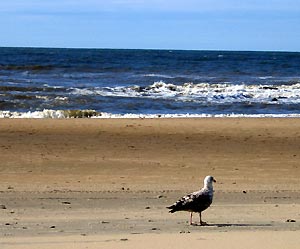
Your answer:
(167, 189), (212, 213)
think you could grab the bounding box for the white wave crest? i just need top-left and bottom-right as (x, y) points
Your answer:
(69, 81), (300, 104)
(0, 110), (67, 118)
(143, 74), (175, 79)
(0, 109), (97, 118)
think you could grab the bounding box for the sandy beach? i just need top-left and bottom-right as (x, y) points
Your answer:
(0, 118), (300, 248)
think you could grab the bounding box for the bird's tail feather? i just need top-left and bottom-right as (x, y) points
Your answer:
(166, 205), (177, 213)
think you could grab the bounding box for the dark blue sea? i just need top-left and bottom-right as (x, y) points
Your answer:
(1, 47), (300, 117)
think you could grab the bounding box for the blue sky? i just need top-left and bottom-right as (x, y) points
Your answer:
(1, 0), (300, 51)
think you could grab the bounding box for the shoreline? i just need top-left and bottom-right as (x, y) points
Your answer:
(2, 109), (300, 118)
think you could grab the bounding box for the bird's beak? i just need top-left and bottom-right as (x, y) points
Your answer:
(213, 179), (216, 183)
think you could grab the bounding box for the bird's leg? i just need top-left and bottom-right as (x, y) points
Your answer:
(190, 212), (193, 225)
(199, 212), (207, 226)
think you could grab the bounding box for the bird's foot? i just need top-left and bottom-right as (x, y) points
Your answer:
(200, 221), (208, 226)
(190, 221), (208, 226)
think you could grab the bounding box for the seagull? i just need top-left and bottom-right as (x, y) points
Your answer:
(167, 175), (216, 226)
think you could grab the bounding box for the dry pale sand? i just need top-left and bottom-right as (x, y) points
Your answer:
(0, 118), (300, 248)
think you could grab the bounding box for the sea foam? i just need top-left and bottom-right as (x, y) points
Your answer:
(69, 81), (300, 104)
(2, 109), (300, 119)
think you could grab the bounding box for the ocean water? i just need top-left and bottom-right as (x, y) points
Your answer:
(1, 47), (300, 118)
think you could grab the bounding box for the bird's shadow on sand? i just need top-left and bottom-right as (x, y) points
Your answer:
(191, 223), (272, 228)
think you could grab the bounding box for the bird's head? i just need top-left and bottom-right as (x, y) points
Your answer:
(204, 175), (216, 189)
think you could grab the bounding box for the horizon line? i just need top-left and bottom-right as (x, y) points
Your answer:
(0, 46), (299, 53)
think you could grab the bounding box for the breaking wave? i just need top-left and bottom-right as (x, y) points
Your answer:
(69, 81), (300, 105)
(0, 109), (99, 118)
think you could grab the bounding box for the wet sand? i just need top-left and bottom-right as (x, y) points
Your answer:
(0, 118), (300, 248)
